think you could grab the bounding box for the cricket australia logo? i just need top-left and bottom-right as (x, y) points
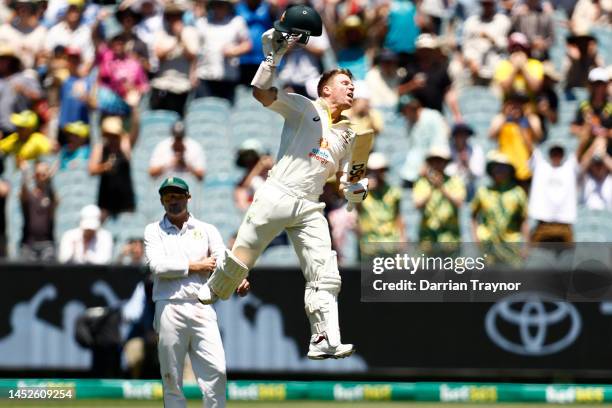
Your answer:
(308, 137), (330, 165)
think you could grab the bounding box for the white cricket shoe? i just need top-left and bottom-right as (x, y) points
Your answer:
(307, 335), (355, 360)
(197, 284), (218, 305)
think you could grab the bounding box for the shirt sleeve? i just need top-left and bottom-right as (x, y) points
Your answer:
(267, 89), (308, 120)
(144, 223), (190, 279)
(412, 177), (432, 204)
(58, 229), (75, 263)
(206, 224), (226, 262)
(92, 229), (113, 264)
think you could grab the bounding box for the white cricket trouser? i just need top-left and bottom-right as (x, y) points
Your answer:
(154, 300), (226, 408)
(233, 179), (332, 281)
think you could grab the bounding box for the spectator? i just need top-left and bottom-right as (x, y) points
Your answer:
(0, 163), (8, 258)
(235, 0), (274, 85)
(489, 92), (542, 187)
(149, 1), (198, 116)
(570, 0), (610, 39)
(58, 204), (113, 264)
(194, 0), (251, 103)
(59, 120), (90, 170)
(57, 47), (95, 145)
(564, 33), (603, 91)
(398, 34), (462, 122)
(334, 15), (370, 80)
(357, 152), (405, 257)
(278, 2), (330, 98)
(0, 110), (52, 166)
(398, 94), (449, 185)
(20, 161), (57, 261)
(45, 0), (95, 72)
(344, 81), (384, 136)
(571, 67), (611, 157)
(579, 136), (612, 210)
(93, 30), (149, 117)
(117, 237), (145, 265)
(471, 151), (528, 264)
(0, 45), (42, 136)
(0, 0), (47, 69)
(536, 62), (560, 138)
(149, 120), (206, 181)
(114, 6), (150, 72)
(528, 143), (580, 243)
(89, 115), (136, 220)
(379, 0), (420, 68)
(494, 32), (544, 101)
(461, 0), (511, 83)
(510, 0), (554, 61)
(364, 48), (402, 109)
(413, 146), (465, 243)
(234, 138), (271, 211)
(445, 122), (485, 201)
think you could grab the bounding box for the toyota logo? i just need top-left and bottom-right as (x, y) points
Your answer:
(485, 293), (581, 356)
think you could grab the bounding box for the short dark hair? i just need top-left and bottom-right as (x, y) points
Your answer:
(317, 68), (353, 97)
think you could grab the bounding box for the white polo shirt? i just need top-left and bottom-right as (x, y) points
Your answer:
(266, 90), (356, 197)
(144, 214), (226, 301)
(149, 137), (207, 177)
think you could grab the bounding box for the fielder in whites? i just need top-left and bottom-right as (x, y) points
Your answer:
(198, 5), (370, 360)
(145, 177), (249, 408)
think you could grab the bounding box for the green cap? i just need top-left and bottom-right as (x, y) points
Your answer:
(159, 176), (189, 194)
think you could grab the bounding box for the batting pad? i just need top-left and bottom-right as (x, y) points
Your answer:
(208, 249), (249, 300)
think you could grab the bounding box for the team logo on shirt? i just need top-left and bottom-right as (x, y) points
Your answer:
(192, 230), (204, 240)
(319, 137), (329, 148)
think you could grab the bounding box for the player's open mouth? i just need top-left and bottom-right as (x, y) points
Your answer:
(347, 93), (353, 99)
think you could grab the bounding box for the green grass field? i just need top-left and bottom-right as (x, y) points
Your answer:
(2, 401), (612, 408)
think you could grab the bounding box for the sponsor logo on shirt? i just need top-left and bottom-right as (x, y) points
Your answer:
(308, 137), (330, 165)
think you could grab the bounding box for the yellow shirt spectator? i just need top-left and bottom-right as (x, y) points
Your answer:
(494, 58), (544, 97)
(0, 131), (51, 160)
(497, 122), (531, 180)
(471, 183), (527, 243)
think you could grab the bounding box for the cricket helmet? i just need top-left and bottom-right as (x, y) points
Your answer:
(274, 5), (322, 44)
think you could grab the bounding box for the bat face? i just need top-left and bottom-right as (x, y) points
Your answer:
(348, 130), (374, 184)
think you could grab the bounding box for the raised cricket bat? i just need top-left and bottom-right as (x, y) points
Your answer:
(346, 129), (375, 211)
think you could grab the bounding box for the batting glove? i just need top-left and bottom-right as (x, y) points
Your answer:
(343, 178), (369, 211)
(261, 28), (300, 66)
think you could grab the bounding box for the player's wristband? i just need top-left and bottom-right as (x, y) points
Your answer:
(251, 60), (275, 90)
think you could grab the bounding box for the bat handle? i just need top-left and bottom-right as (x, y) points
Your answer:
(347, 202), (354, 212)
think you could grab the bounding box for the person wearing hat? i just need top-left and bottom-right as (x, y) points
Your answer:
(571, 67), (612, 158)
(114, 5), (150, 70)
(445, 122), (485, 201)
(462, 0), (511, 83)
(345, 80), (384, 136)
(0, 110), (52, 164)
(335, 15), (368, 80)
(59, 120), (90, 170)
(144, 176), (249, 407)
(149, 120), (206, 181)
(398, 93), (450, 185)
(234, 138), (273, 211)
(89, 116), (135, 220)
(356, 152), (405, 258)
(471, 150), (528, 250)
(398, 33), (462, 122)
(364, 48), (401, 109)
(413, 145), (466, 243)
(194, 0), (252, 104)
(494, 32), (544, 100)
(489, 91), (543, 185)
(578, 133), (612, 210)
(58, 204), (113, 264)
(528, 140), (583, 243)
(148, 0), (199, 116)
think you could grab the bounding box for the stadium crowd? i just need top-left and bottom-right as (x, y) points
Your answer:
(0, 0), (610, 265)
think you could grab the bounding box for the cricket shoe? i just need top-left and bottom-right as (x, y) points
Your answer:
(197, 284), (218, 305)
(307, 335), (355, 360)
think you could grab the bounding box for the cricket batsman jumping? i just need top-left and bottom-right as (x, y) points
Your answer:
(198, 5), (370, 360)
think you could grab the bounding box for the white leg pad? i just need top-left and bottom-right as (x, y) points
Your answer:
(304, 251), (342, 347)
(207, 249), (249, 300)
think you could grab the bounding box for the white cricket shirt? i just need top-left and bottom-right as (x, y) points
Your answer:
(144, 214), (226, 301)
(266, 90), (355, 197)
